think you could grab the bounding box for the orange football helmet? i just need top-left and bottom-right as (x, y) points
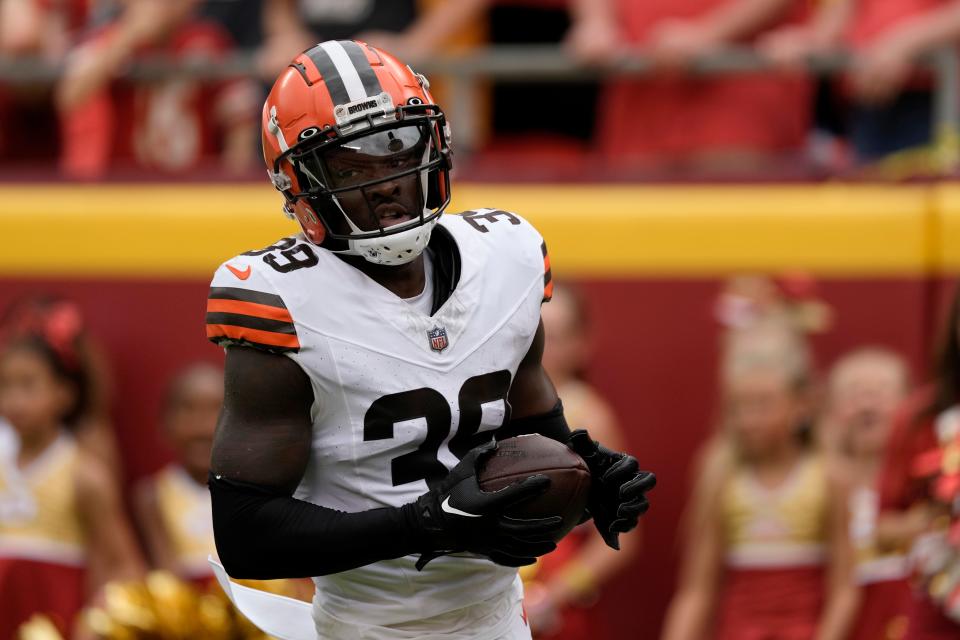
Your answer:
(261, 40), (452, 265)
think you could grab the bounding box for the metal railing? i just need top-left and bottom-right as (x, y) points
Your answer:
(2, 45), (958, 156)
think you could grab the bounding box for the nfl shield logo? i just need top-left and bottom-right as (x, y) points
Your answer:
(427, 326), (449, 353)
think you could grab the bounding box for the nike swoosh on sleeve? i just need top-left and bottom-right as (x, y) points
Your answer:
(226, 264), (252, 280)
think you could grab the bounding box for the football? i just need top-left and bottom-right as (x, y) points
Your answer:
(479, 434), (591, 541)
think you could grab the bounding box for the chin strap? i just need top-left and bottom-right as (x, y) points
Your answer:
(336, 213), (439, 266)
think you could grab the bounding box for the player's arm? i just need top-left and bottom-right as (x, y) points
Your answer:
(358, 0), (490, 61)
(209, 346), (561, 578)
(503, 319), (563, 426)
(210, 346), (427, 578)
(56, 0), (195, 110)
(502, 318), (656, 550)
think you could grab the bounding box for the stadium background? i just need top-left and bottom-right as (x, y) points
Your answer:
(5, 0), (960, 635)
(2, 182), (958, 635)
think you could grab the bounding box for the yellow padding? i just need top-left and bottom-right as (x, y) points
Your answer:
(473, 184), (933, 277)
(933, 184), (960, 273)
(0, 183), (949, 278)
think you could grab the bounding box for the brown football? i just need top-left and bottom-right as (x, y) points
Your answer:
(479, 434), (591, 541)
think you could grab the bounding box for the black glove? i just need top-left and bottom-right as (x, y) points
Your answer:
(566, 429), (656, 550)
(412, 440), (564, 569)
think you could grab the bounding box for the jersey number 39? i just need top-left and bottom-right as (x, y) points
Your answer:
(363, 371), (511, 490)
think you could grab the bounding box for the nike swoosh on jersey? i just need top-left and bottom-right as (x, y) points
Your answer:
(226, 264), (252, 280)
(441, 496), (482, 518)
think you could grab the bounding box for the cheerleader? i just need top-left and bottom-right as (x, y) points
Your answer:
(823, 348), (912, 640)
(0, 299), (143, 639)
(662, 322), (858, 640)
(877, 286), (960, 638)
(132, 362), (222, 581)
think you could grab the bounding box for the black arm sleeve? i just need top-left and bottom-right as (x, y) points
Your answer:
(496, 401), (571, 443)
(209, 473), (425, 579)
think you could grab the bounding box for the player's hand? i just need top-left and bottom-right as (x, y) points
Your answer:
(413, 440), (564, 569)
(566, 429), (656, 550)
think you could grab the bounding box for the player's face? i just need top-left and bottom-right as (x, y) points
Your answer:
(321, 126), (430, 235)
(165, 369), (223, 478)
(829, 362), (905, 456)
(724, 368), (803, 459)
(0, 346), (74, 440)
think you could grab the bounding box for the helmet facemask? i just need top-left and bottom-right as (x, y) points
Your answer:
(276, 104), (452, 266)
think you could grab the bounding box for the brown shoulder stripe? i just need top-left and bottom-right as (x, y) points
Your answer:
(206, 287), (299, 352)
(206, 299), (292, 323)
(209, 286), (287, 309)
(541, 241), (553, 303)
(205, 313), (296, 335)
(206, 325), (300, 352)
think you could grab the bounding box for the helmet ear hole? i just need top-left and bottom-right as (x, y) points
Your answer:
(293, 200), (327, 245)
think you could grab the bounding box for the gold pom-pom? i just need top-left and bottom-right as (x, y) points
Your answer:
(16, 615), (65, 640)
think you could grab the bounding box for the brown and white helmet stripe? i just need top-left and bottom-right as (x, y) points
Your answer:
(303, 40), (384, 107)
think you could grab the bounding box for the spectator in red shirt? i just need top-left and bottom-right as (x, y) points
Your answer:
(259, 0), (425, 79)
(0, 0), (90, 167)
(566, 0), (812, 173)
(56, 0), (258, 178)
(762, 0), (960, 163)
(873, 285), (960, 638)
(0, 0), (88, 57)
(285, 0), (809, 172)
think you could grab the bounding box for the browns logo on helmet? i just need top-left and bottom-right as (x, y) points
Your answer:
(261, 40), (452, 266)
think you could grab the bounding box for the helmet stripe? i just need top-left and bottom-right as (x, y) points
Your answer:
(318, 40), (369, 102)
(304, 44), (351, 106)
(339, 40), (383, 97)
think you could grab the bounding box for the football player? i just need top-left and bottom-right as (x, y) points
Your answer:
(206, 40), (656, 639)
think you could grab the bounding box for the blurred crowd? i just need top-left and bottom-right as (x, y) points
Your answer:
(661, 276), (960, 640)
(4, 0), (960, 180)
(2, 277), (960, 639)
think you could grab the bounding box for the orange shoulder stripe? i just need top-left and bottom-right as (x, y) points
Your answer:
(544, 280), (554, 302)
(206, 324), (301, 349)
(541, 241), (553, 302)
(206, 298), (294, 323)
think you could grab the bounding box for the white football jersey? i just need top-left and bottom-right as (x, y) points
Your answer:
(207, 210), (553, 628)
